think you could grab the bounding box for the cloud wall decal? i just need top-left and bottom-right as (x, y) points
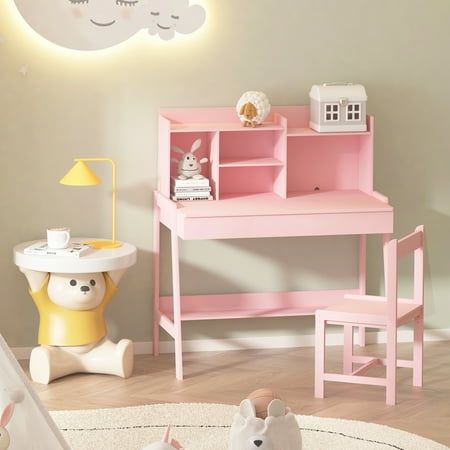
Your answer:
(13, 0), (206, 51)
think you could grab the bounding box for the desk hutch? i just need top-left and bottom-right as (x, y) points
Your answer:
(153, 106), (393, 379)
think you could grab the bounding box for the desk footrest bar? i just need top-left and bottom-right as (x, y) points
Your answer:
(351, 358), (381, 376)
(351, 355), (414, 369)
(160, 314), (175, 338)
(323, 373), (387, 387)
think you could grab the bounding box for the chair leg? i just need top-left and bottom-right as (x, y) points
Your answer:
(413, 314), (424, 387)
(358, 235), (367, 348)
(315, 315), (326, 398)
(343, 325), (354, 375)
(358, 326), (366, 347)
(386, 326), (397, 405)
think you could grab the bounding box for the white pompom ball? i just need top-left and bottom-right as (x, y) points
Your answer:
(236, 91), (271, 125)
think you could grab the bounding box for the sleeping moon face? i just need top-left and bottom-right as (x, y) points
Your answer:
(13, 0), (206, 50)
(147, 0), (206, 41)
(13, 0), (143, 50)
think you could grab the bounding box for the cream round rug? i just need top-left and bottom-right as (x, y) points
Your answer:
(50, 403), (448, 450)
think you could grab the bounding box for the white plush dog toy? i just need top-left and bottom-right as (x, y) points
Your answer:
(142, 426), (184, 450)
(229, 399), (302, 450)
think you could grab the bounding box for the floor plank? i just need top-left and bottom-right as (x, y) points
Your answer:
(24, 341), (450, 446)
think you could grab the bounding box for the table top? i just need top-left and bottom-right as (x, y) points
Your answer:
(14, 238), (137, 274)
(170, 190), (393, 219)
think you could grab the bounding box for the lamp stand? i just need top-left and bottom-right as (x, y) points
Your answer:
(74, 157), (122, 250)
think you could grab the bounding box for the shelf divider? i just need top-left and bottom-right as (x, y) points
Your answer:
(219, 157), (284, 168)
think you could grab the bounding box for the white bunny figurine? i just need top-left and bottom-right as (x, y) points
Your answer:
(142, 426), (184, 450)
(171, 138), (209, 180)
(229, 399), (302, 450)
(0, 402), (14, 450)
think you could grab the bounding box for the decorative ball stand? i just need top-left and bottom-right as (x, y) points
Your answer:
(14, 239), (137, 384)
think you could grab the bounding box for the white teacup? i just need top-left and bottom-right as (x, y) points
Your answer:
(47, 227), (70, 249)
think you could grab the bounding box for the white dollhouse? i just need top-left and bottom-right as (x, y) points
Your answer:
(309, 83), (367, 132)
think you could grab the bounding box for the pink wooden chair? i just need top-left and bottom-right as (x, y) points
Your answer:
(315, 226), (425, 405)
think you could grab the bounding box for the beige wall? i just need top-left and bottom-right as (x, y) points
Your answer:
(0, 0), (449, 348)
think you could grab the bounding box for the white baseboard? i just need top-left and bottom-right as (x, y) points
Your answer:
(12, 328), (450, 360)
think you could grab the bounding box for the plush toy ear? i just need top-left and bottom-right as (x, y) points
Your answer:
(171, 146), (185, 155)
(267, 399), (286, 418)
(191, 139), (202, 153)
(0, 402), (14, 427)
(162, 426), (171, 443)
(171, 158), (180, 164)
(239, 399), (256, 418)
(170, 438), (183, 449)
(199, 157), (208, 164)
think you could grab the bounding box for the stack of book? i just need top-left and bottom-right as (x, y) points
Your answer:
(171, 176), (213, 201)
(24, 241), (91, 259)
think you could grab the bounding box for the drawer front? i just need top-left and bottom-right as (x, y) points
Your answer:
(179, 211), (393, 240)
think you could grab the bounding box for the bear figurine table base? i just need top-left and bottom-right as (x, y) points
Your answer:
(29, 336), (134, 385)
(14, 239), (137, 384)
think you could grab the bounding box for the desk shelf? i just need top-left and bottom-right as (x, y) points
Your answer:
(171, 122), (283, 133)
(159, 289), (361, 322)
(154, 105), (393, 379)
(287, 127), (371, 137)
(219, 157), (284, 168)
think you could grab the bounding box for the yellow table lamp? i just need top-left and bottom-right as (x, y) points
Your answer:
(60, 158), (121, 249)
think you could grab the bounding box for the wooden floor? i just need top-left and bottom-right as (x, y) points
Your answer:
(27, 341), (450, 447)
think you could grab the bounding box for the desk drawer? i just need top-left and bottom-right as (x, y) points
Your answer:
(177, 211), (393, 240)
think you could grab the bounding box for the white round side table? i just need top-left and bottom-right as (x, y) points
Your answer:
(13, 238), (137, 384)
(14, 238), (137, 273)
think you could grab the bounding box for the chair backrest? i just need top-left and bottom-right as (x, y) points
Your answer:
(385, 226), (425, 324)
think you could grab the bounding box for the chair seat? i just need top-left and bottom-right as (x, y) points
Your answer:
(317, 297), (423, 327)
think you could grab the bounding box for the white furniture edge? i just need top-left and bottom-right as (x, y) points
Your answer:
(14, 239), (137, 273)
(0, 335), (70, 448)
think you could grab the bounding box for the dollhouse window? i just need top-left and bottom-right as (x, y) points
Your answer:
(325, 103), (339, 122)
(346, 103), (361, 121)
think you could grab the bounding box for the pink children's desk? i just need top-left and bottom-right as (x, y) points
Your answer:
(153, 106), (393, 380)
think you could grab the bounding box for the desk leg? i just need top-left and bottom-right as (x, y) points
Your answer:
(358, 235), (367, 347)
(383, 233), (391, 292)
(152, 203), (161, 357)
(171, 228), (183, 380)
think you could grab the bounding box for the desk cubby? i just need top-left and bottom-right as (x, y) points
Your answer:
(155, 106), (393, 379)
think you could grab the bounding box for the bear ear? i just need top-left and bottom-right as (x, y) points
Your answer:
(239, 399), (256, 418)
(267, 399), (286, 418)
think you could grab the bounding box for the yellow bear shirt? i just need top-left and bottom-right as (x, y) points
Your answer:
(30, 273), (117, 346)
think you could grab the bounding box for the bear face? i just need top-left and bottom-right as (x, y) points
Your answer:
(47, 272), (106, 311)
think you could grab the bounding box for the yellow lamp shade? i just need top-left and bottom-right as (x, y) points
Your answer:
(60, 161), (101, 186)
